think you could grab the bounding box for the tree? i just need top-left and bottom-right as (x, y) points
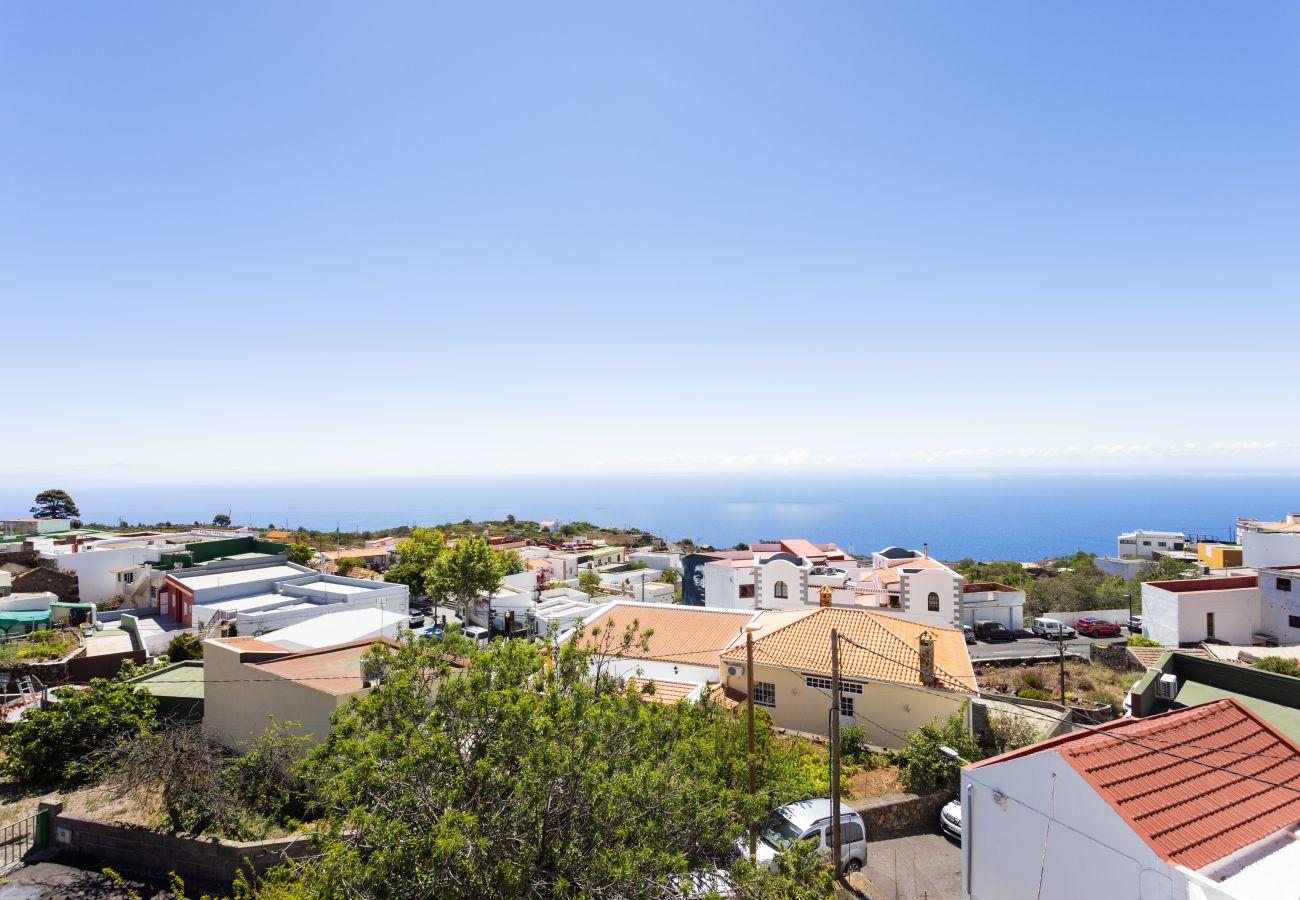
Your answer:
(578, 569), (602, 596)
(287, 543), (314, 566)
(295, 628), (829, 899)
(497, 548), (525, 575)
(336, 556), (364, 575)
(31, 489), (79, 519)
(1, 679), (157, 785)
(384, 528), (447, 596)
(212, 514), (232, 527)
(426, 536), (504, 618)
(660, 569), (680, 586)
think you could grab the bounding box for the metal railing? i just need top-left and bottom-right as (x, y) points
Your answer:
(0, 809), (47, 871)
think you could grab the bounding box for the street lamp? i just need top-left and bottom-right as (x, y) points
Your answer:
(939, 745), (969, 766)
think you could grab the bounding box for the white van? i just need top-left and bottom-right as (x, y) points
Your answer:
(1030, 617), (1076, 640)
(461, 625), (490, 648)
(739, 799), (867, 876)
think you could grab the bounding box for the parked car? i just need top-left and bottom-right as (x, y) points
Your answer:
(939, 797), (962, 841)
(1030, 617), (1077, 640)
(738, 799), (867, 876)
(1074, 617), (1120, 637)
(408, 612), (426, 628)
(973, 621), (1016, 642)
(1128, 615), (1143, 634)
(420, 624), (445, 641)
(963, 625), (975, 645)
(461, 625), (490, 648)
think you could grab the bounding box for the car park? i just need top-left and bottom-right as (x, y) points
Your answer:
(939, 797), (962, 841)
(1074, 617), (1120, 637)
(739, 799), (867, 876)
(1030, 617), (1077, 640)
(973, 621), (1016, 642)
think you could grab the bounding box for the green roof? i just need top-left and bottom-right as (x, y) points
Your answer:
(127, 661), (205, 699)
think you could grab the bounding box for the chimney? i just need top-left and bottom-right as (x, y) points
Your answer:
(922, 543), (928, 559)
(72, 536), (79, 554)
(819, 584), (833, 608)
(917, 630), (937, 686)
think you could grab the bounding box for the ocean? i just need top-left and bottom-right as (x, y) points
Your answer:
(3, 472), (1296, 561)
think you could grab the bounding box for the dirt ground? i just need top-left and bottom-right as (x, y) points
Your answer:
(976, 658), (1135, 711)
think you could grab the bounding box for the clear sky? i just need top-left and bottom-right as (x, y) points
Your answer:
(3, 2), (1298, 482)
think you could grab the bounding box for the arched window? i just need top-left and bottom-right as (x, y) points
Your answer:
(927, 591), (940, 612)
(774, 581), (789, 600)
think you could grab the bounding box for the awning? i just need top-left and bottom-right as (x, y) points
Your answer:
(0, 610), (51, 632)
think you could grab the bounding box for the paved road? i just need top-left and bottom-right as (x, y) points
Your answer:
(967, 631), (1127, 661)
(863, 830), (962, 900)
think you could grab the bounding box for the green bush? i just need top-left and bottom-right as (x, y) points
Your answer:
(1127, 635), (1162, 647)
(1018, 671), (1045, 691)
(892, 703), (981, 791)
(839, 724), (871, 764)
(166, 632), (204, 662)
(1016, 688), (1053, 701)
(335, 556), (364, 575)
(1255, 656), (1300, 678)
(1, 679), (158, 785)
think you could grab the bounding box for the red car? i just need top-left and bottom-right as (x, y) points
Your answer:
(1075, 617), (1120, 637)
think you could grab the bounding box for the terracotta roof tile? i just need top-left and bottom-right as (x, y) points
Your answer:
(579, 602), (755, 667)
(979, 699), (1300, 871)
(626, 677), (701, 704)
(722, 607), (976, 694)
(708, 683), (745, 709)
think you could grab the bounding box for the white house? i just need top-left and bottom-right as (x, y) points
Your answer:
(961, 698), (1300, 900)
(1095, 556), (1146, 579)
(959, 582), (1025, 630)
(1117, 529), (1186, 560)
(1237, 515), (1300, 568)
(1141, 575), (1263, 646)
(258, 607), (408, 651)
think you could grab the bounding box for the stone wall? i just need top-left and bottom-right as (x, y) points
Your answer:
(850, 789), (952, 836)
(39, 801), (314, 885)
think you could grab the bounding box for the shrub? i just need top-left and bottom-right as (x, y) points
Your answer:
(1, 679), (158, 785)
(892, 704), (981, 791)
(984, 713), (1040, 756)
(1018, 671), (1045, 691)
(839, 724), (871, 764)
(166, 633), (204, 662)
(1255, 656), (1300, 678)
(1016, 688), (1053, 701)
(1127, 635), (1162, 647)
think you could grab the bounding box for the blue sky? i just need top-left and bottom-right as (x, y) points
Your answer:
(3, 2), (1298, 481)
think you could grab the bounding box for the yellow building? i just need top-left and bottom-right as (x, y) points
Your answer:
(1197, 542), (1243, 569)
(717, 607), (976, 750)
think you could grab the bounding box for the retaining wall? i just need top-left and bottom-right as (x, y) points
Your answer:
(39, 801), (314, 885)
(850, 789), (952, 836)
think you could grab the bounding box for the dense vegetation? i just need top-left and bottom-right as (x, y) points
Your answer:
(952, 550), (1197, 617)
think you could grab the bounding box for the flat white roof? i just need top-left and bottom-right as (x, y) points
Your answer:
(260, 608), (406, 650)
(179, 565), (304, 592)
(201, 592), (287, 613)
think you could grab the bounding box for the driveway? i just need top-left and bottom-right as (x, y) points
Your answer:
(967, 631), (1122, 661)
(862, 831), (962, 900)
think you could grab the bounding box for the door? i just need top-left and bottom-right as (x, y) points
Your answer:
(1206, 611), (1215, 640)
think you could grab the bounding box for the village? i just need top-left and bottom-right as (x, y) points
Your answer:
(2, 498), (1300, 900)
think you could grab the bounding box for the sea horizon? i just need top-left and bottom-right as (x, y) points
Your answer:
(3, 470), (1296, 562)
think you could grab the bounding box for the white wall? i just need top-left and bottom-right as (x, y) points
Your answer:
(899, 566), (963, 629)
(1241, 530), (1300, 568)
(1258, 573), (1300, 642)
(755, 558), (807, 609)
(49, 545), (167, 604)
(960, 589), (1027, 630)
(1142, 583), (1261, 646)
(702, 563), (744, 609)
(629, 551), (681, 571)
(963, 752), (1177, 900)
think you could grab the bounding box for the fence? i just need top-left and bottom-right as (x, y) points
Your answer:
(0, 809), (47, 872)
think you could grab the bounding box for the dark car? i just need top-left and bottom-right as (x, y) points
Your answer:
(1075, 617), (1120, 637)
(974, 621), (1016, 642)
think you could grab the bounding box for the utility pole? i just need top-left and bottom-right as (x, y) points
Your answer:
(830, 627), (842, 877)
(1058, 632), (1066, 705)
(746, 632), (757, 862)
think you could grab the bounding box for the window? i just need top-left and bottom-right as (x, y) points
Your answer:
(121, 572), (134, 584)
(1278, 578), (1293, 593)
(739, 584), (755, 599)
(889, 595), (901, 609)
(1173, 543), (1185, 550)
(753, 682), (776, 707)
(824, 821), (865, 846)
(774, 581), (788, 600)
(1206, 611), (1216, 640)
(1289, 615), (1300, 629)
(1142, 541), (1151, 546)
(803, 675), (863, 695)
(927, 591), (940, 612)
(838, 696), (854, 719)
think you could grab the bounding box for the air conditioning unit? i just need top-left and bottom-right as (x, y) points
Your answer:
(726, 664), (744, 678)
(1155, 673), (1178, 700)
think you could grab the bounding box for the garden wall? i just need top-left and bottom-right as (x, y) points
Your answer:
(39, 800), (314, 885)
(851, 789), (952, 836)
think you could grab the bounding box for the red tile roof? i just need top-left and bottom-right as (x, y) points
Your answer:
(973, 699), (1300, 871)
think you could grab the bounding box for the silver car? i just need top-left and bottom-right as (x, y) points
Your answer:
(738, 798), (867, 876)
